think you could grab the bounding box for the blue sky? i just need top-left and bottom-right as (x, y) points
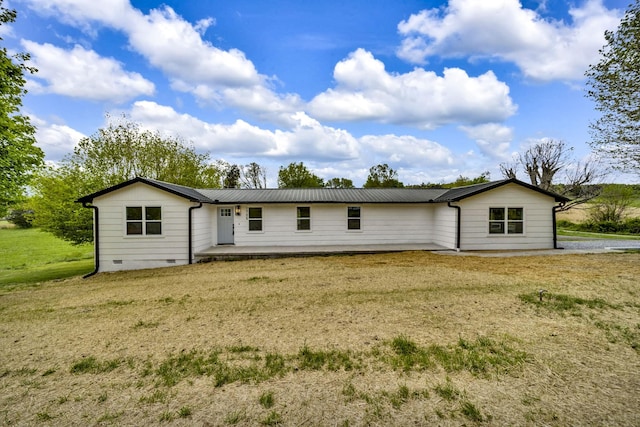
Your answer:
(3, 0), (631, 186)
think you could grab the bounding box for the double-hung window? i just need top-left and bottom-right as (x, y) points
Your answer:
(248, 207), (263, 231)
(347, 206), (361, 230)
(489, 207), (523, 234)
(297, 207), (311, 231)
(126, 206), (162, 235)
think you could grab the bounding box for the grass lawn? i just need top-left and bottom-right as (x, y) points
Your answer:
(0, 251), (638, 425)
(557, 228), (640, 240)
(0, 224), (94, 287)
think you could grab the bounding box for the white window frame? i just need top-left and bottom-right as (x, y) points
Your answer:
(347, 206), (361, 231)
(489, 207), (524, 235)
(248, 207), (263, 232)
(296, 206), (311, 231)
(125, 206), (162, 236)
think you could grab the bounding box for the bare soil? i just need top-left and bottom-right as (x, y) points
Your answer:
(1, 252), (638, 426)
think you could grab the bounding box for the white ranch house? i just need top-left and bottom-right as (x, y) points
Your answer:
(77, 177), (570, 274)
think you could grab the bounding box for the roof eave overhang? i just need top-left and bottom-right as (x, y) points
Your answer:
(75, 177), (205, 204)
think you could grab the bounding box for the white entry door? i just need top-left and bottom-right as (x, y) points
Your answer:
(217, 207), (234, 244)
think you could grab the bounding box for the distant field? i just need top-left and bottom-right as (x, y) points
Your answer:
(557, 205), (640, 223)
(1, 251), (638, 425)
(0, 226), (94, 287)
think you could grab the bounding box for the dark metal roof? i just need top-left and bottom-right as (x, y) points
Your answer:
(76, 177), (570, 205)
(76, 177), (214, 204)
(434, 179), (571, 203)
(196, 188), (448, 204)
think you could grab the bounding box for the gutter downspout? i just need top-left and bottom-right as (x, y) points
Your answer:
(188, 202), (203, 264)
(552, 203), (565, 249)
(448, 202), (461, 251)
(82, 202), (99, 278)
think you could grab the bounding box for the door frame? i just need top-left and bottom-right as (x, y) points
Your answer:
(217, 207), (235, 245)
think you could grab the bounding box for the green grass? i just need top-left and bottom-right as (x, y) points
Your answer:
(70, 356), (122, 374)
(519, 292), (617, 313)
(0, 227), (93, 286)
(259, 391), (275, 409)
(557, 229), (640, 240)
(385, 335), (527, 376)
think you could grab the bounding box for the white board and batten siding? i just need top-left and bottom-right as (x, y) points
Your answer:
(232, 203), (435, 246)
(457, 183), (556, 250)
(93, 183), (194, 272)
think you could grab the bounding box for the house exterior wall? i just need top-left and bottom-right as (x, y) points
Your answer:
(431, 204), (457, 249)
(230, 203), (434, 246)
(192, 205), (212, 256)
(92, 183), (194, 272)
(456, 183), (557, 250)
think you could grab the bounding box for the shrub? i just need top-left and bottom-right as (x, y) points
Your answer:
(6, 209), (33, 228)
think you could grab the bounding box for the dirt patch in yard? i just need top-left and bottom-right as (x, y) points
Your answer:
(1, 252), (638, 425)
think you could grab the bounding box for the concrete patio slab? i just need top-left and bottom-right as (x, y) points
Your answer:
(195, 243), (448, 261)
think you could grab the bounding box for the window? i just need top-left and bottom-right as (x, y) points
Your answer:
(248, 207), (263, 231)
(489, 207), (523, 234)
(347, 206), (361, 230)
(126, 206), (161, 235)
(297, 206), (311, 231)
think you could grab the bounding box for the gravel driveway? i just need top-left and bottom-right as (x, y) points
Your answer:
(558, 236), (640, 251)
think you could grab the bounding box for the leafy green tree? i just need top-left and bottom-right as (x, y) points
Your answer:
(449, 172), (490, 187)
(588, 184), (635, 223)
(324, 177), (355, 189)
(68, 117), (222, 188)
(363, 164), (404, 188)
(406, 172), (490, 189)
(29, 166), (96, 243)
(0, 1), (44, 216)
(223, 164), (240, 188)
(30, 117), (224, 244)
(240, 162), (267, 188)
(277, 162), (324, 188)
(586, 0), (640, 174)
(6, 208), (33, 228)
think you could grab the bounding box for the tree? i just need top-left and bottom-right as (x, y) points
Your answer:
(324, 177), (355, 189)
(586, 0), (640, 174)
(449, 172), (490, 187)
(29, 165), (95, 243)
(68, 117), (222, 188)
(499, 139), (604, 210)
(363, 164), (403, 188)
(240, 162), (267, 188)
(407, 172), (490, 189)
(588, 184), (635, 223)
(277, 162), (324, 188)
(223, 164), (240, 188)
(30, 117), (224, 244)
(0, 1), (44, 216)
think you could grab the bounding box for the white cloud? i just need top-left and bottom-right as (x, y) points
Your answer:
(308, 49), (516, 128)
(460, 123), (513, 160)
(22, 41), (155, 102)
(221, 85), (304, 126)
(22, 0), (301, 119)
(397, 0), (622, 81)
(360, 134), (454, 168)
(268, 112), (360, 160)
(125, 6), (260, 88)
(128, 101), (359, 160)
(31, 115), (86, 160)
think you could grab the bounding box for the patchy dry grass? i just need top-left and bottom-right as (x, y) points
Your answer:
(1, 251), (639, 425)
